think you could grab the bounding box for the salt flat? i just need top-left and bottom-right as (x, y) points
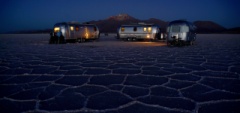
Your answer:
(0, 34), (240, 113)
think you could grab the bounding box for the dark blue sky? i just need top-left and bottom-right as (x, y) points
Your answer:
(0, 0), (240, 33)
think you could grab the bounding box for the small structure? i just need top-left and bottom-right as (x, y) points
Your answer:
(117, 23), (162, 41)
(166, 20), (197, 46)
(49, 22), (100, 44)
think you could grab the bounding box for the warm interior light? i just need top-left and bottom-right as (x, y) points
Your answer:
(85, 28), (89, 38)
(143, 27), (147, 31)
(148, 27), (152, 32)
(75, 26), (79, 31)
(70, 26), (74, 31)
(54, 27), (60, 32)
(85, 33), (89, 38)
(121, 27), (125, 32)
(147, 34), (150, 38)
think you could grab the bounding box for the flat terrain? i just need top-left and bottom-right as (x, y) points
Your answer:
(0, 34), (240, 113)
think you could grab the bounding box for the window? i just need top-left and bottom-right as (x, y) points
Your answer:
(167, 27), (170, 32)
(171, 25), (180, 32)
(75, 26), (79, 31)
(133, 27), (137, 32)
(54, 27), (60, 32)
(121, 27), (125, 32)
(85, 27), (89, 38)
(181, 25), (189, 32)
(70, 26), (74, 31)
(148, 27), (152, 32)
(143, 27), (147, 32)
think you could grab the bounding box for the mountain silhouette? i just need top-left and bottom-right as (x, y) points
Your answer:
(194, 21), (226, 33)
(5, 14), (239, 34)
(88, 14), (229, 33)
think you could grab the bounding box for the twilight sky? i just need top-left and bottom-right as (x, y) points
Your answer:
(0, 0), (240, 33)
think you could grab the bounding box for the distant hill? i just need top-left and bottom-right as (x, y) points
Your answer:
(88, 14), (139, 33)
(89, 14), (168, 33)
(222, 27), (240, 34)
(141, 18), (169, 32)
(193, 21), (226, 33)
(89, 14), (236, 34)
(5, 14), (240, 34)
(107, 14), (138, 21)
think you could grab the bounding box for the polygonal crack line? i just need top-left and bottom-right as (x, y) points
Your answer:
(88, 90), (135, 102)
(138, 95), (197, 111)
(110, 69), (114, 74)
(85, 75), (93, 84)
(120, 85), (151, 99)
(39, 84), (74, 102)
(133, 91), (152, 99)
(77, 84), (110, 96)
(0, 75), (16, 83)
(158, 68), (174, 74)
(0, 65), (9, 71)
(81, 91), (135, 111)
(177, 88), (185, 98)
(200, 71), (240, 79)
(179, 82), (213, 93)
(167, 77), (197, 84)
(29, 109), (51, 113)
(197, 82), (216, 91)
(120, 74), (129, 85)
(86, 67), (112, 75)
(149, 85), (181, 97)
(30, 74), (46, 83)
(35, 83), (58, 110)
(7, 84), (46, 99)
(82, 68), (88, 75)
(197, 99), (240, 105)
(161, 77), (171, 86)
(178, 83), (220, 102)
(3, 95), (38, 102)
(204, 70), (239, 79)
(2, 97), (41, 112)
(35, 81), (55, 97)
(54, 65), (61, 71)
(227, 65), (235, 72)
(199, 81), (240, 95)
(35, 100), (42, 111)
(199, 60), (207, 66)
(79, 101), (138, 113)
(51, 81), (78, 88)
(137, 101), (193, 113)
(82, 96), (89, 109)
(194, 75), (205, 84)
(195, 99), (240, 113)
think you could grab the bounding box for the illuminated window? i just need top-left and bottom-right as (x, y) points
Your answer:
(75, 26), (79, 31)
(121, 27), (125, 32)
(85, 28), (89, 38)
(148, 27), (152, 32)
(70, 26), (74, 31)
(54, 27), (60, 32)
(85, 32), (89, 38)
(147, 34), (150, 38)
(143, 27), (147, 32)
